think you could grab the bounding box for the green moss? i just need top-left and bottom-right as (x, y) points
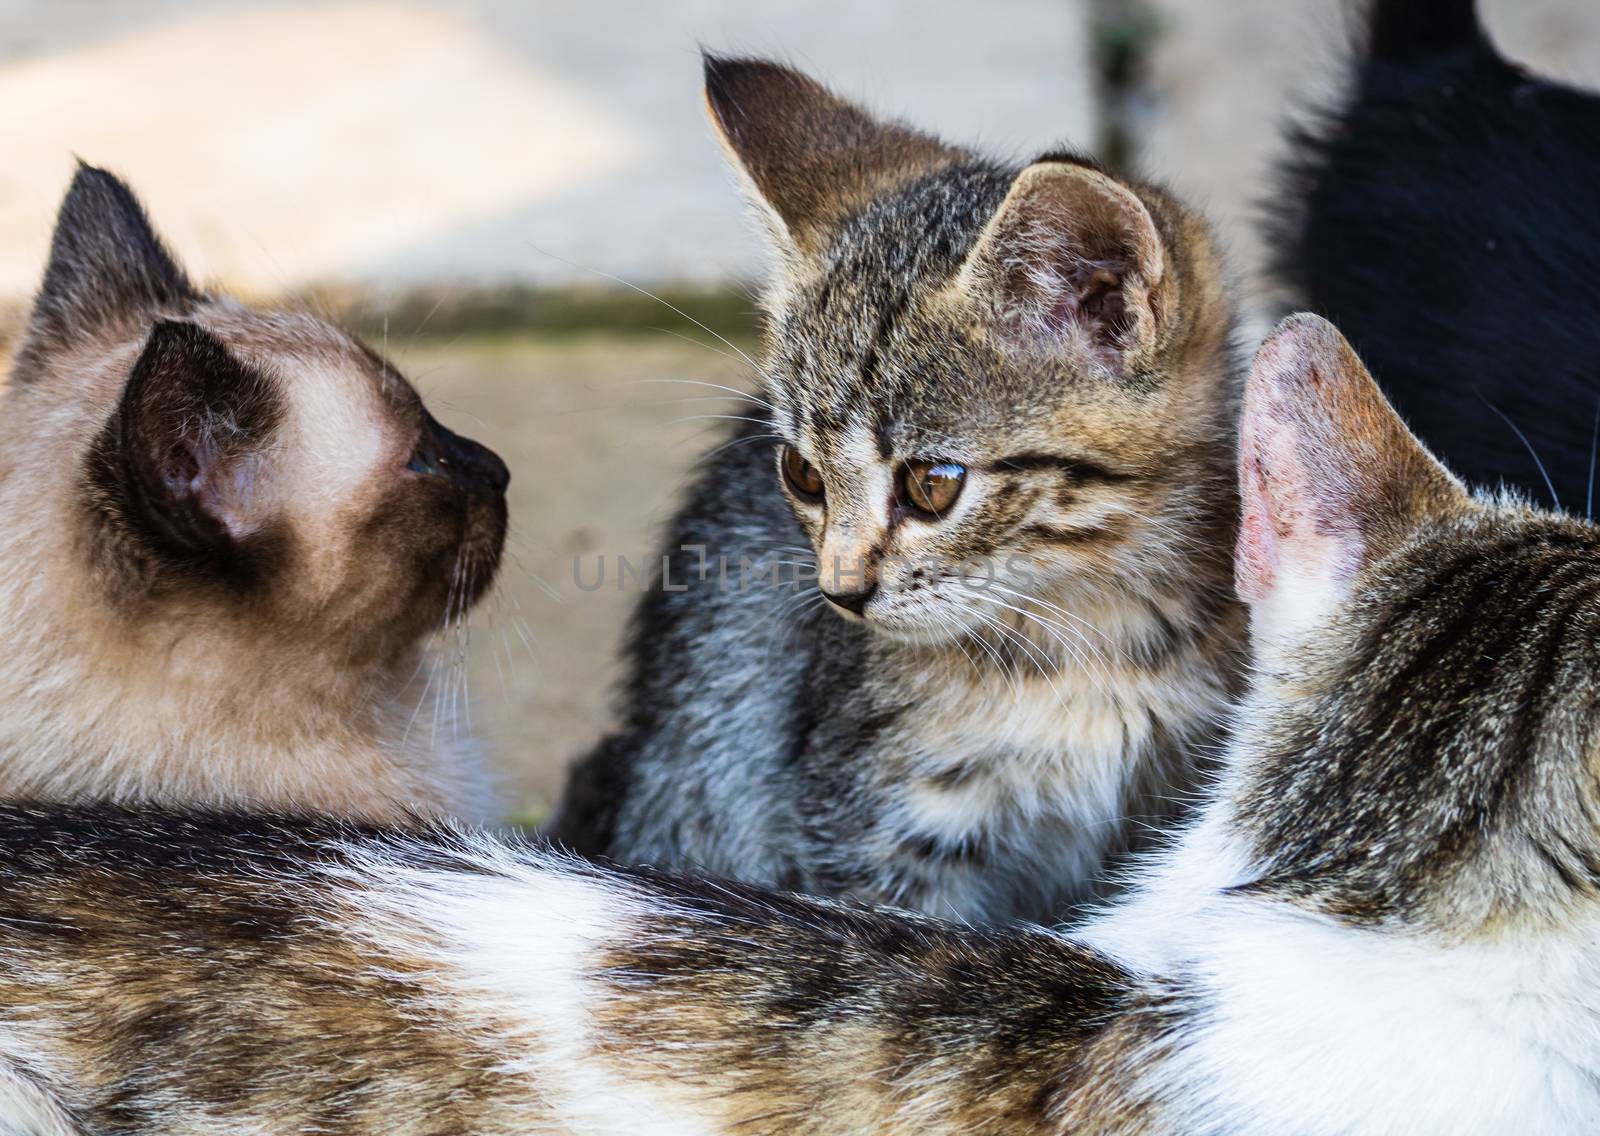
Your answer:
(0, 287), (764, 375)
(310, 283), (764, 345)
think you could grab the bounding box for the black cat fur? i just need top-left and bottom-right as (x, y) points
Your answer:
(1272, 0), (1600, 512)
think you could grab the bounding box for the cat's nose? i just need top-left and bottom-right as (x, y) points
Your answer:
(449, 433), (510, 493)
(436, 422), (510, 493)
(821, 581), (877, 617)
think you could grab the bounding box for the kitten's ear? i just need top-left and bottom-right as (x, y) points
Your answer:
(20, 164), (196, 369)
(104, 321), (282, 567)
(1236, 314), (1466, 641)
(952, 160), (1168, 373)
(703, 54), (963, 260)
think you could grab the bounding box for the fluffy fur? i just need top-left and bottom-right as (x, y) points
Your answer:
(0, 166), (509, 822)
(1270, 0), (1600, 510)
(0, 315), (1594, 1133)
(554, 57), (1244, 922)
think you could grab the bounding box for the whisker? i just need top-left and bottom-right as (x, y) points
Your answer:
(958, 608), (1024, 696)
(983, 582), (1124, 655)
(948, 634), (986, 683)
(971, 592), (1118, 702)
(1480, 392), (1562, 510)
(668, 413), (774, 429)
(524, 243), (769, 379)
(699, 431), (783, 463)
(628, 376), (775, 414)
(977, 607), (1060, 679)
(504, 547), (563, 604)
(403, 654), (440, 747)
(1588, 395), (1599, 520)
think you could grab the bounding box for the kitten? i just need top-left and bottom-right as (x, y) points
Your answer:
(0, 315), (1595, 1134)
(553, 56), (1245, 922)
(0, 166), (509, 822)
(1272, 0), (1600, 508)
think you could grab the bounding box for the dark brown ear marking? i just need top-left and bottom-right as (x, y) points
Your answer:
(20, 164), (196, 373)
(953, 160), (1168, 370)
(1235, 313), (1466, 608)
(702, 53), (964, 256)
(92, 320), (283, 579)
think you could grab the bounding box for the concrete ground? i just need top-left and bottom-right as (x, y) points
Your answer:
(0, 0), (1095, 296)
(402, 333), (755, 820)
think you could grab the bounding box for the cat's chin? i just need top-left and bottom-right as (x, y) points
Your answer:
(854, 614), (969, 648)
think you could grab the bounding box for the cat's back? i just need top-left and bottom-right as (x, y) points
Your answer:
(552, 422), (830, 883)
(1273, 0), (1600, 507)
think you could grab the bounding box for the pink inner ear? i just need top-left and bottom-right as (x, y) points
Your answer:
(1235, 317), (1388, 613)
(1235, 442), (1280, 603)
(1042, 263), (1129, 352)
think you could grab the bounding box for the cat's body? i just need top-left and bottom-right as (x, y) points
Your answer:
(555, 58), (1244, 922)
(1272, 0), (1600, 509)
(0, 167), (509, 822)
(0, 316), (1596, 1134)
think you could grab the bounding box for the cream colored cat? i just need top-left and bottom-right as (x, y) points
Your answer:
(0, 165), (509, 821)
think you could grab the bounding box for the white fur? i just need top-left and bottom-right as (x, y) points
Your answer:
(0, 1043), (80, 1136)
(1086, 794), (1600, 1135)
(344, 846), (721, 1136)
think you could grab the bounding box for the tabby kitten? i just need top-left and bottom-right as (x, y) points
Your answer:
(555, 56), (1244, 922)
(0, 165), (509, 821)
(0, 315), (1594, 1134)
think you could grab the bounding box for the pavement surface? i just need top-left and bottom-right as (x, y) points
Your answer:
(400, 333), (756, 819)
(0, 0), (1095, 296)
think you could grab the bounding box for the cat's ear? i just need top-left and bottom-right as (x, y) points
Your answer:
(951, 159), (1168, 373)
(1236, 314), (1466, 641)
(703, 54), (963, 261)
(102, 320), (282, 568)
(19, 164), (196, 370)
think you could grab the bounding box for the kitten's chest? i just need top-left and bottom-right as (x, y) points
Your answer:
(890, 658), (1213, 810)
(838, 662), (1223, 921)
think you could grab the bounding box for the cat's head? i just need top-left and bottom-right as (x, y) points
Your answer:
(4, 166), (508, 666)
(706, 57), (1237, 645)
(1232, 313), (1600, 936)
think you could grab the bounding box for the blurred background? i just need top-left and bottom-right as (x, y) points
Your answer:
(0, 0), (1593, 821)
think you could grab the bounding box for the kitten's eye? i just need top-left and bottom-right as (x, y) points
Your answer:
(902, 460), (966, 517)
(781, 446), (825, 502)
(408, 443), (443, 477)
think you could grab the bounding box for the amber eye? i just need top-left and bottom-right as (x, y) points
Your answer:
(781, 446), (825, 502)
(902, 460), (966, 517)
